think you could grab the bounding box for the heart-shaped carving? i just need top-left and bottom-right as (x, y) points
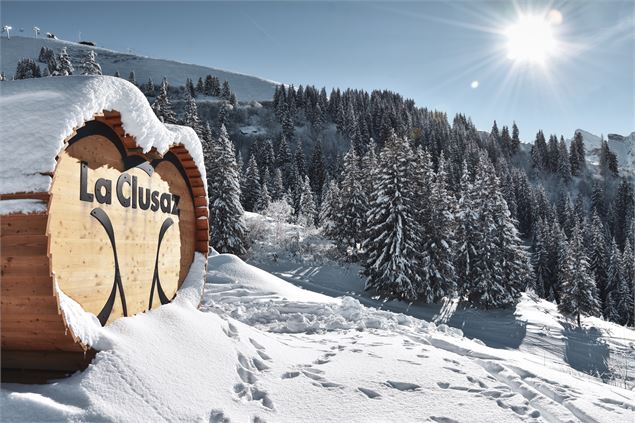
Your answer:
(48, 121), (197, 325)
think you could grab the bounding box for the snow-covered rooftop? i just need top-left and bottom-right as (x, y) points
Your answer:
(0, 76), (206, 195)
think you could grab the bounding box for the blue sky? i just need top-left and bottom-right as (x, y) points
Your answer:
(2, 1), (633, 140)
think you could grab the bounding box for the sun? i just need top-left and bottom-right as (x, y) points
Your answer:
(505, 14), (558, 65)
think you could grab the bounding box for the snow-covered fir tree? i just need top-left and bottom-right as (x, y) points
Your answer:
(206, 124), (246, 255)
(418, 153), (457, 303)
(363, 131), (421, 300)
(80, 50), (102, 75)
(319, 179), (340, 234)
(57, 47), (74, 75)
(242, 155), (262, 212)
(255, 181), (271, 213)
(333, 146), (367, 254)
(183, 91), (203, 135)
(604, 238), (623, 321)
(14, 58), (41, 79)
(152, 79), (177, 124)
(298, 176), (317, 227)
(558, 224), (600, 327)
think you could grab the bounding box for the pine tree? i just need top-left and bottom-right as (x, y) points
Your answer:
(183, 91), (203, 135)
(363, 132), (421, 300)
(569, 131), (585, 176)
(57, 47), (74, 76)
(557, 136), (571, 184)
(207, 125), (247, 255)
(558, 224), (600, 327)
(319, 180), (340, 234)
(185, 78), (196, 98)
(418, 154), (457, 302)
(605, 238), (623, 321)
(221, 81), (232, 99)
(295, 146), (306, 177)
(152, 78), (177, 124)
(531, 218), (549, 297)
(298, 176), (317, 227)
(80, 50), (102, 75)
(128, 70), (136, 86)
(589, 212), (609, 310)
(255, 181), (271, 213)
(511, 122), (520, 155)
(500, 125), (512, 156)
(334, 146), (368, 254)
(619, 242), (634, 325)
(270, 168), (285, 201)
(614, 177), (634, 250)
(14, 58), (41, 79)
(242, 155), (262, 212)
(195, 77), (204, 94)
(309, 142), (326, 202)
(531, 130), (548, 171)
(145, 77), (155, 96)
(46, 54), (59, 76)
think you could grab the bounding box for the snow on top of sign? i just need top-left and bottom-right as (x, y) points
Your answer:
(0, 76), (206, 196)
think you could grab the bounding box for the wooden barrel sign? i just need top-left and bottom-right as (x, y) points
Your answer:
(1, 111), (208, 382)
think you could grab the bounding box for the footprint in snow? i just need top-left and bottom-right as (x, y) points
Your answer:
(249, 338), (265, 351)
(443, 366), (464, 374)
(386, 381), (421, 391)
(223, 322), (239, 339)
(437, 382), (450, 389)
(430, 417), (459, 423)
(281, 371), (300, 379)
(209, 409), (231, 423)
(256, 350), (272, 361)
(358, 387), (381, 399)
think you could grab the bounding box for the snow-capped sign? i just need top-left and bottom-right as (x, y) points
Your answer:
(48, 119), (198, 326)
(0, 76), (209, 381)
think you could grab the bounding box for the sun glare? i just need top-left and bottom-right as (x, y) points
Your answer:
(505, 14), (558, 65)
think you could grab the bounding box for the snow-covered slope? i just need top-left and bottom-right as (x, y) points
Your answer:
(572, 129), (635, 173)
(0, 36), (278, 101)
(3, 252), (633, 422)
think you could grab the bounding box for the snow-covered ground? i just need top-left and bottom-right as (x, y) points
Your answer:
(3, 212), (632, 422)
(0, 36), (278, 101)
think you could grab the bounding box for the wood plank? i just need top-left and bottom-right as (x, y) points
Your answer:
(1, 256), (49, 277)
(196, 241), (208, 254)
(1, 214), (48, 236)
(194, 196), (207, 208)
(192, 186), (206, 198)
(0, 192), (49, 202)
(2, 349), (95, 372)
(1, 276), (54, 296)
(1, 235), (48, 256)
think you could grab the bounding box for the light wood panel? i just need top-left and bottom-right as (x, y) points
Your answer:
(47, 135), (196, 324)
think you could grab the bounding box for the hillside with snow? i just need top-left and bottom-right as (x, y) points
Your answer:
(571, 129), (635, 173)
(2, 246), (634, 422)
(0, 36), (278, 101)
